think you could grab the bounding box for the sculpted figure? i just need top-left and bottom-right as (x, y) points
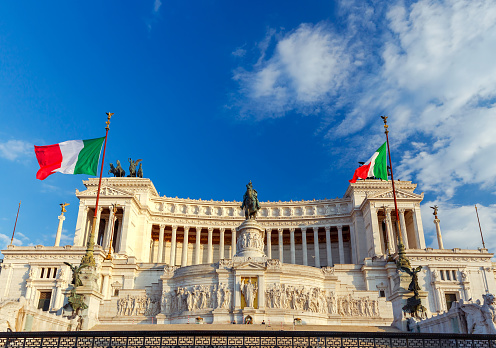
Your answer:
(137, 163), (143, 178)
(461, 294), (496, 334)
(64, 262), (89, 287)
(242, 279), (258, 308)
(109, 160), (125, 177)
(0, 297), (26, 331)
(241, 181), (261, 220)
(128, 158), (142, 178)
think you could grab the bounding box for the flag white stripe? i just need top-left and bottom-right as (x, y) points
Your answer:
(366, 152), (379, 177)
(54, 140), (84, 174)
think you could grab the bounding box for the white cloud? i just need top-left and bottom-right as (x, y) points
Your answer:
(0, 233), (23, 251)
(232, 47), (247, 57)
(153, 0), (162, 13)
(0, 140), (32, 161)
(233, 23), (353, 118)
(421, 202), (496, 251)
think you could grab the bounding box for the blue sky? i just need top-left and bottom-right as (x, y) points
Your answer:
(1, 0), (496, 255)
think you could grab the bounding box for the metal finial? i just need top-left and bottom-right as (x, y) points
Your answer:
(105, 112), (114, 130)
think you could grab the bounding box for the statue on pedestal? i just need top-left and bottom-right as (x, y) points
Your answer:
(242, 279), (258, 308)
(241, 181), (260, 220)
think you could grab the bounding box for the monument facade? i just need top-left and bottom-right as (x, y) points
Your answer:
(0, 177), (494, 331)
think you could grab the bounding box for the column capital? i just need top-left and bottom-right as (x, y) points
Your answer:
(324, 226), (330, 232)
(207, 227), (214, 232)
(219, 227), (225, 233)
(277, 228), (283, 233)
(265, 227), (272, 232)
(301, 226), (307, 232)
(399, 208), (406, 214)
(159, 224), (166, 230)
(196, 226), (202, 232)
(232, 227), (237, 232)
(434, 218), (440, 223)
(289, 228), (295, 232)
(313, 226), (319, 232)
(336, 225), (343, 230)
(97, 206), (104, 212)
(58, 215), (66, 221)
(171, 225), (178, 231)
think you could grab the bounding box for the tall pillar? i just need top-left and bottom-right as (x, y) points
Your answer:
(290, 228), (295, 264)
(266, 229), (272, 259)
(117, 206), (130, 254)
(231, 228), (237, 258)
(158, 224), (165, 263)
(302, 227), (308, 266)
(100, 218), (109, 246)
(434, 218), (444, 249)
(337, 225), (344, 264)
(103, 207), (115, 249)
(219, 228), (225, 259)
(75, 205), (88, 246)
(181, 226), (190, 267)
(94, 207), (103, 247)
(313, 227), (320, 268)
(325, 226), (332, 267)
(195, 227), (202, 264)
(278, 228), (284, 263)
(55, 214), (65, 246)
(207, 227), (213, 263)
(385, 209), (396, 253)
(399, 209), (409, 249)
(170, 225), (177, 266)
(349, 223), (357, 264)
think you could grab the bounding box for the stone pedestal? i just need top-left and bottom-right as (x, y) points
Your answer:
(76, 266), (103, 330)
(234, 219), (266, 258)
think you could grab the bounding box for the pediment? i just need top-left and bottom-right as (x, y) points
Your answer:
(367, 189), (423, 200)
(234, 261), (266, 270)
(76, 185), (133, 197)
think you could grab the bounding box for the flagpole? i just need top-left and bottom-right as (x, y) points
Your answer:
(475, 204), (486, 249)
(10, 201), (21, 246)
(381, 116), (410, 269)
(81, 113), (114, 267)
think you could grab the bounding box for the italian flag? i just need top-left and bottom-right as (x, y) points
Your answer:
(349, 142), (388, 183)
(34, 137), (105, 180)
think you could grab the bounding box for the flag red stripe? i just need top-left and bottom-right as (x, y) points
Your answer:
(349, 163), (372, 183)
(34, 144), (63, 180)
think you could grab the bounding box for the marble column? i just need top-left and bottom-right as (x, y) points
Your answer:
(170, 225), (177, 266)
(266, 229), (272, 259)
(385, 209), (396, 253)
(349, 223), (357, 265)
(278, 228), (284, 263)
(434, 218), (444, 249)
(301, 227), (308, 266)
(55, 214), (65, 246)
(195, 227), (202, 265)
(290, 228), (296, 264)
(337, 225), (344, 264)
(101, 218), (109, 246)
(103, 207), (115, 249)
(399, 209), (409, 249)
(158, 224), (165, 263)
(231, 228), (237, 258)
(117, 206), (129, 254)
(219, 228), (225, 259)
(181, 226), (190, 267)
(94, 207), (103, 246)
(207, 227), (213, 263)
(325, 226), (332, 267)
(313, 227), (320, 268)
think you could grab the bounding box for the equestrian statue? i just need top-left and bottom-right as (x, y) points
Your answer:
(109, 160), (125, 177)
(241, 181), (260, 220)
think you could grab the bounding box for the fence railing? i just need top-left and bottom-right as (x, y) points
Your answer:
(1, 330), (495, 348)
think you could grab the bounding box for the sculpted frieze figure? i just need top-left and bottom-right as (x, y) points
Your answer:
(117, 294), (160, 317)
(242, 279), (258, 308)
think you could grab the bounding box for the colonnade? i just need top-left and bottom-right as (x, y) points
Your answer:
(80, 206), (125, 253)
(150, 224), (354, 268)
(377, 207), (422, 254)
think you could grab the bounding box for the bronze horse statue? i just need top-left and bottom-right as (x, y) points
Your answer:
(241, 181), (260, 220)
(109, 160), (125, 177)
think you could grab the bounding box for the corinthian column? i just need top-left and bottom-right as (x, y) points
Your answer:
(301, 227), (308, 266)
(219, 228), (225, 259)
(434, 218), (444, 249)
(337, 225), (344, 264)
(266, 229), (272, 259)
(231, 228), (237, 257)
(195, 227), (201, 265)
(399, 208), (409, 249)
(278, 228), (284, 263)
(207, 227), (213, 263)
(170, 225), (177, 266)
(313, 227), (320, 268)
(157, 224), (165, 263)
(325, 226), (332, 267)
(290, 228), (295, 264)
(55, 214), (65, 247)
(181, 226), (190, 267)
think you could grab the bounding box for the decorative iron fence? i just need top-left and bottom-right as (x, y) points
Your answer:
(0, 330), (495, 348)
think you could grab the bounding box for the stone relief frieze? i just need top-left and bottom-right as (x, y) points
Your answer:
(162, 284), (231, 315)
(265, 284), (379, 317)
(117, 294), (160, 317)
(218, 259), (233, 269)
(266, 259), (282, 271)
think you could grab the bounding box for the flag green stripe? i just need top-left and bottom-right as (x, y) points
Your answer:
(73, 137), (105, 175)
(373, 142), (388, 180)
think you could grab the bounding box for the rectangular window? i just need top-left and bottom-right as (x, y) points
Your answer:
(53, 268), (58, 278)
(440, 270), (445, 280)
(46, 268), (51, 278)
(446, 270), (451, 281)
(445, 293), (457, 310)
(37, 291), (52, 311)
(40, 268), (45, 278)
(452, 270), (457, 281)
